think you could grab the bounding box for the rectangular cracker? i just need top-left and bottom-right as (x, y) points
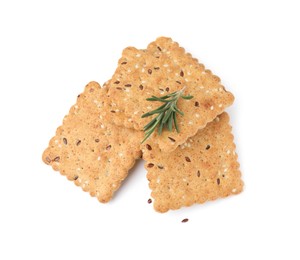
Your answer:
(141, 112), (243, 213)
(42, 81), (143, 203)
(103, 37), (234, 152)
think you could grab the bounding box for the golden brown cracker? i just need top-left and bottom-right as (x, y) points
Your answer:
(142, 113), (243, 213)
(103, 37), (234, 152)
(42, 81), (143, 203)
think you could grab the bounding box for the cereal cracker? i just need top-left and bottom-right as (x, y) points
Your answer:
(42, 81), (143, 203)
(142, 112), (243, 213)
(103, 37), (234, 152)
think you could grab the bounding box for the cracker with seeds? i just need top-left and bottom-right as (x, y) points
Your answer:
(142, 113), (243, 213)
(42, 81), (143, 203)
(103, 37), (234, 152)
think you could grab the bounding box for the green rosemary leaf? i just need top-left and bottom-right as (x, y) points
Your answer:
(167, 113), (173, 131)
(173, 112), (179, 133)
(158, 121), (164, 135)
(181, 95), (194, 100)
(141, 88), (193, 142)
(162, 108), (173, 124)
(141, 103), (168, 118)
(174, 106), (184, 116)
(143, 117), (157, 131)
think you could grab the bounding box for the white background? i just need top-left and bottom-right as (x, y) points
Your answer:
(1, 0), (299, 259)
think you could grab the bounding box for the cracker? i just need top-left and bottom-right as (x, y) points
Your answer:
(142, 112), (243, 213)
(103, 37), (234, 152)
(42, 81), (143, 203)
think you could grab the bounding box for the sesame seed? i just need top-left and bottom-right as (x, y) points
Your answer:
(188, 121), (193, 125)
(219, 104), (223, 108)
(232, 188), (237, 193)
(136, 53), (141, 57)
(195, 113), (200, 118)
(210, 106), (214, 110)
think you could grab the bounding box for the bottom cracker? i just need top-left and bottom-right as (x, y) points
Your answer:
(142, 112), (243, 213)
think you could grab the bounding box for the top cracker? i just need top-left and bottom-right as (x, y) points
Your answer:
(104, 37), (234, 152)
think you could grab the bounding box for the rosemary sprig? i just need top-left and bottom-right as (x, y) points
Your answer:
(141, 88), (193, 143)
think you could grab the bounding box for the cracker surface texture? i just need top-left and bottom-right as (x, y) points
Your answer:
(42, 81), (143, 203)
(142, 112), (243, 213)
(104, 37), (234, 152)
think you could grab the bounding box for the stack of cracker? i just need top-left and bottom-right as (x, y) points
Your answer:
(43, 37), (243, 212)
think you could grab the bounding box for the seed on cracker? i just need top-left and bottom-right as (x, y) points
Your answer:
(103, 37), (234, 152)
(42, 81), (143, 203)
(142, 113), (243, 213)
